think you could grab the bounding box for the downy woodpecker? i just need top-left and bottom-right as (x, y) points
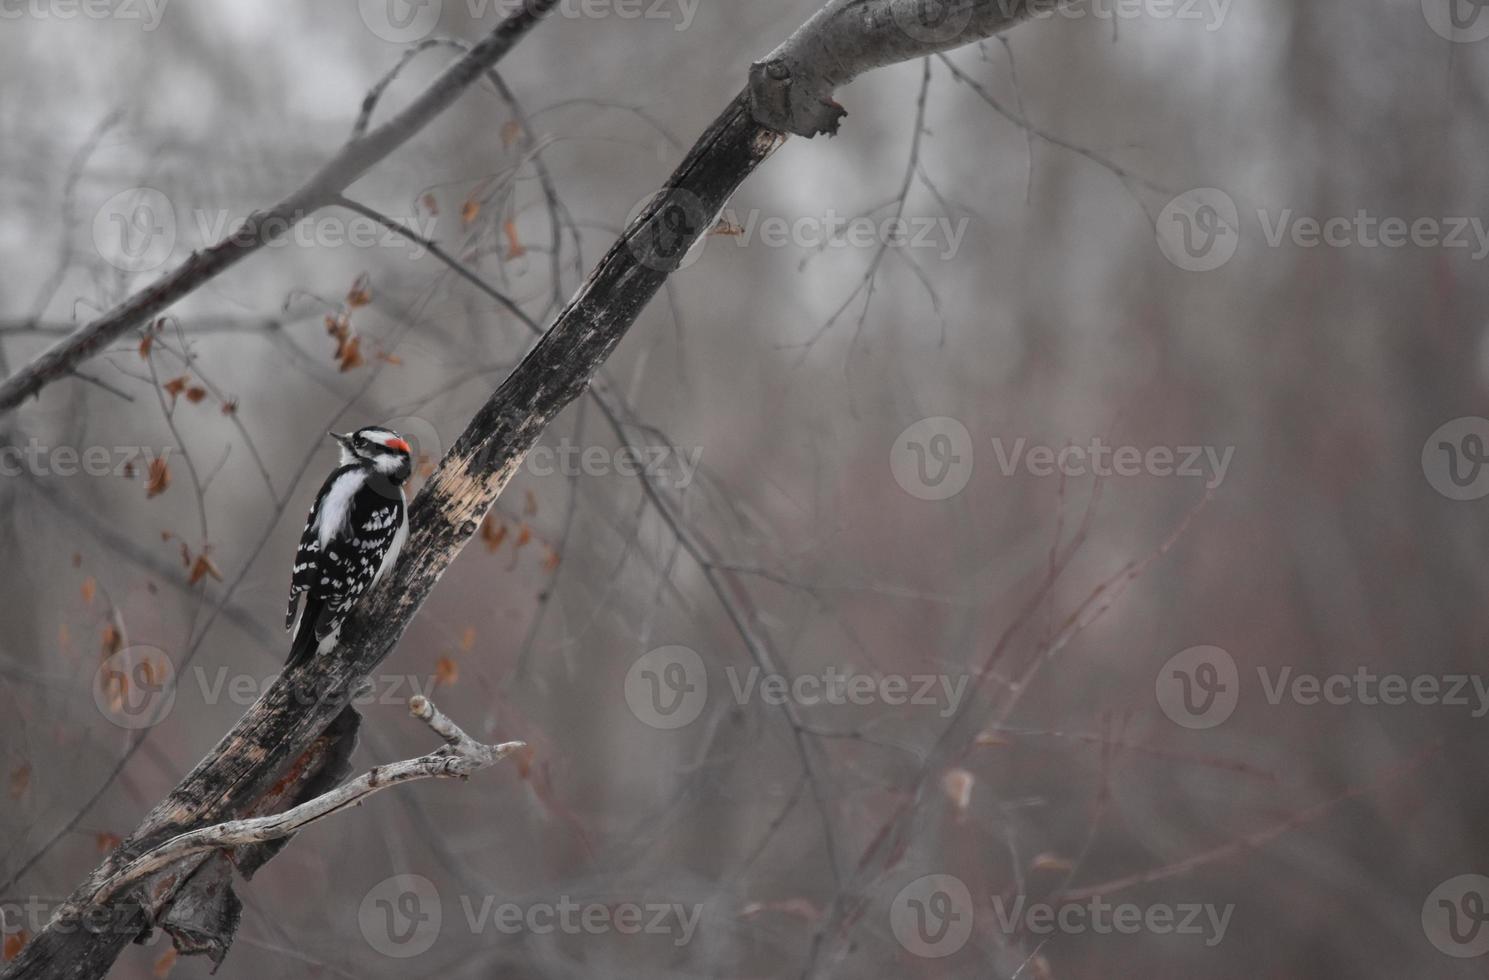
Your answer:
(284, 427), (412, 668)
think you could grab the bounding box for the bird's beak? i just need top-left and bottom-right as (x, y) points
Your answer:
(330, 431), (353, 449)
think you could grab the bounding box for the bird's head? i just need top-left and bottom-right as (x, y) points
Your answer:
(332, 427), (413, 484)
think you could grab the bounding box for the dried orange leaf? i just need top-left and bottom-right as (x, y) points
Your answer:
(1029, 853), (1076, 873)
(514, 524), (531, 549)
(542, 547), (561, 573)
(479, 515), (507, 552)
(435, 656), (459, 687)
(81, 576), (96, 605)
(188, 554), (223, 586)
(96, 832), (121, 852)
(337, 335), (364, 372)
(461, 198), (481, 226)
(153, 947), (177, 978)
(184, 386), (207, 404)
(503, 220), (526, 259)
(220, 398), (238, 415)
(346, 273), (372, 308)
(4, 931), (28, 962)
(100, 624), (122, 657)
(145, 457), (170, 498)
(9, 764), (30, 800)
(138, 333), (154, 359)
(941, 768), (974, 811)
(161, 376), (189, 400)
(459, 627), (476, 652)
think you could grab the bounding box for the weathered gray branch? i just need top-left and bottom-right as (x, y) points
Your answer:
(88, 697), (523, 906)
(749, 0), (1037, 136)
(0, 0), (559, 413)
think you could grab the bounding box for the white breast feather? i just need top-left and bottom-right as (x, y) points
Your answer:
(314, 470), (367, 548)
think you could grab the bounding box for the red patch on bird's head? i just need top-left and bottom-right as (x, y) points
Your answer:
(387, 438), (411, 453)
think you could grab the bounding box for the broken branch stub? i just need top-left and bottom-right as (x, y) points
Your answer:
(749, 0), (1040, 136)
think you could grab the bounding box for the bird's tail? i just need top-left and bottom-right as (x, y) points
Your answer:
(285, 594), (324, 669)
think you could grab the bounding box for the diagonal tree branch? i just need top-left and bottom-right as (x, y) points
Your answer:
(88, 697), (524, 906)
(0, 0), (560, 414)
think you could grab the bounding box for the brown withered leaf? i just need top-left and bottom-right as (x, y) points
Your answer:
(95, 832), (121, 853)
(461, 198), (481, 226)
(185, 386), (207, 404)
(435, 656), (459, 687)
(152, 947), (177, 978)
(941, 768), (974, 811)
(346, 273), (372, 308)
(145, 457), (170, 497)
(325, 313), (351, 343)
(1029, 853), (1076, 873)
(376, 350), (402, 366)
(81, 576), (96, 605)
(523, 489), (538, 516)
(503, 220), (526, 260)
(337, 335), (364, 372)
(421, 192), (439, 215)
(138, 333), (154, 359)
(711, 217), (745, 237)
(4, 930), (29, 962)
(9, 764), (30, 800)
(514, 524), (531, 549)
(542, 547), (561, 573)
(220, 398), (238, 415)
(100, 624), (122, 657)
(479, 515), (507, 552)
(188, 554), (224, 586)
(161, 376), (190, 401)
